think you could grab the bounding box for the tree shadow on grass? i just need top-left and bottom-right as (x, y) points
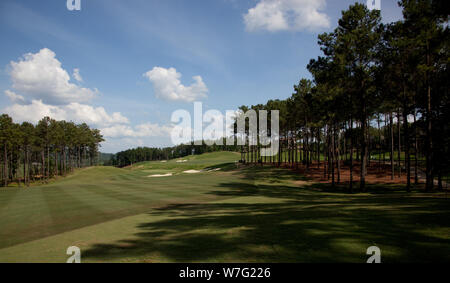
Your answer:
(302, 182), (432, 195)
(83, 179), (450, 262)
(204, 162), (238, 172)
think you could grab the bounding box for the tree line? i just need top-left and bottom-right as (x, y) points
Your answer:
(110, 141), (240, 167)
(235, 1), (449, 192)
(0, 114), (104, 187)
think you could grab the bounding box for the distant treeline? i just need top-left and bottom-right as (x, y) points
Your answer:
(108, 141), (240, 167)
(0, 114), (104, 187)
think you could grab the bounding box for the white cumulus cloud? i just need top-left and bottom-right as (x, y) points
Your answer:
(65, 102), (130, 126)
(73, 68), (83, 82)
(3, 100), (129, 127)
(3, 48), (129, 129)
(9, 48), (96, 105)
(4, 90), (26, 104)
(2, 48), (181, 152)
(244, 0), (330, 32)
(100, 123), (172, 138)
(3, 100), (68, 123)
(143, 67), (208, 102)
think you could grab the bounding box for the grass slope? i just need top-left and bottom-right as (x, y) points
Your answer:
(0, 152), (449, 262)
(128, 151), (240, 174)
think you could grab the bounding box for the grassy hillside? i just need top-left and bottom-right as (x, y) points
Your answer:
(127, 151), (241, 173)
(0, 152), (449, 263)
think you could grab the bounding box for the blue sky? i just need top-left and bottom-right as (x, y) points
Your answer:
(0, 0), (403, 153)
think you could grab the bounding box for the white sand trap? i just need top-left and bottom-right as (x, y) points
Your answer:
(148, 173), (173, 178)
(176, 160), (188, 163)
(183, 170), (202, 174)
(160, 160), (167, 163)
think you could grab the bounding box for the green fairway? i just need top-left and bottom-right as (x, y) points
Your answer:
(127, 151), (241, 173)
(0, 152), (449, 263)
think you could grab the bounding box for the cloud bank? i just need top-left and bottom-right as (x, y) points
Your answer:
(244, 0), (330, 32)
(144, 67), (208, 102)
(2, 49), (217, 152)
(2, 48), (174, 153)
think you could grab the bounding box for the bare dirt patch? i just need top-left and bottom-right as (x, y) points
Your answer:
(282, 161), (419, 185)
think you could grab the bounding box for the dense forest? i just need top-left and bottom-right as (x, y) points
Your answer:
(236, 1), (449, 192)
(0, 114), (104, 186)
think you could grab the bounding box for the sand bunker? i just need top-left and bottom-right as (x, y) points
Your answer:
(183, 170), (202, 174)
(176, 160), (188, 163)
(160, 160), (167, 163)
(148, 173), (173, 178)
(182, 168), (221, 174)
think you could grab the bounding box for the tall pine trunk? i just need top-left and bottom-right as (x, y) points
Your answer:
(414, 110), (419, 184)
(378, 114), (382, 172)
(23, 147), (26, 186)
(337, 127), (341, 184)
(397, 111), (402, 178)
(390, 113), (394, 180)
(402, 109), (411, 192)
(360, 106), (368, 192)
(4, 144), (7, 187)
(425, 41), (433, 191)
(331, 125), (336, 187)
(349, 118), (354, 193)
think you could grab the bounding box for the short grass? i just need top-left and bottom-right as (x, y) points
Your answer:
(0, 152), (449, 263)
(128, 151), (241, 173)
